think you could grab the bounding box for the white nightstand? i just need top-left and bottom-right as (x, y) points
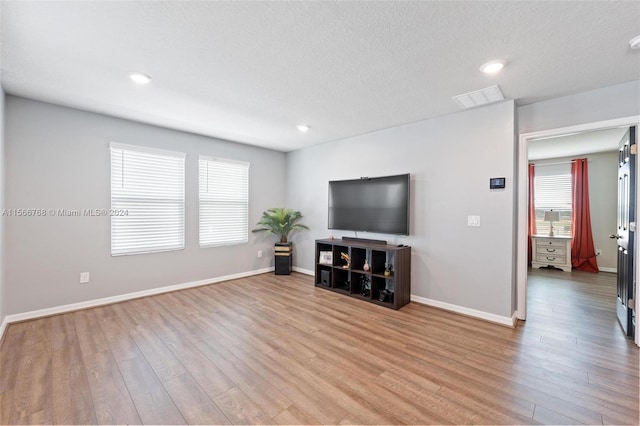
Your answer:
(531, 235), (572, 272)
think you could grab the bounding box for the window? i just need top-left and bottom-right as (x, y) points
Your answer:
(534, 163), (572, 236)
(110, 143), (185, 255)
(199, 156), (250, 247)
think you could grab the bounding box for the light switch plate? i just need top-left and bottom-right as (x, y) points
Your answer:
(467, 215), (481, 227)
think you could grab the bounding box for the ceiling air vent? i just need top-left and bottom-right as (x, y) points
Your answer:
(452, 85), (504, 109)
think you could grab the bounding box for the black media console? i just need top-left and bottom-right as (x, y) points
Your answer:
(314, 238), (411, 310)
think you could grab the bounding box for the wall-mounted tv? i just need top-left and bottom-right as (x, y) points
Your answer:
(328, 174), (410, 235)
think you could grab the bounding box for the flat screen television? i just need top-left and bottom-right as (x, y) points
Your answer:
(328, 174), (410, 235)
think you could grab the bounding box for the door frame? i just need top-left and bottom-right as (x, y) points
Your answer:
(517, 115), (640, 346)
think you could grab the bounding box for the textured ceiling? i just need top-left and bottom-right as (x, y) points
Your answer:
(1, 1), (639, 152)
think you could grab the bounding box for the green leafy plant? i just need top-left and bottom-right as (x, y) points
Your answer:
(252, 208), (309, 243)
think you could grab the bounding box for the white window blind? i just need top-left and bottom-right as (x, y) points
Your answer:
(110, 143), (185, 256)
(533, 164), (572, 236)
(199, 156), (250, 247)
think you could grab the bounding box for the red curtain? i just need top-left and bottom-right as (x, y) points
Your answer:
(571, 159), (599, 272)
(528, 164), (537, 265)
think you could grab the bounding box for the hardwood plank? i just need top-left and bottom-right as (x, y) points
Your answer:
(436, 385), (536, 424)
(7, 324), (52, 424)
(31, 409), (53, 425)
(0, 327), (24, 394)
(163, 336), (235, 399)
(50, 314), (78, 353)
(603, 411), (640, 426)
(533, 404), (585, 425)
(148, 293), (213, 344)
(265, 347), (405, 425)
(111, 301), (187, 383)
(117, 355), (186, 425)
(213, 386), (271, 425)
(51, 332), (96, 425)
(12, 408), (53, 425)
(94, 305), (142, 362)
(587, 370), (640, 396)
(384, 351), (537, 420)
(374, 369), (490, 424)
(73, 309), (109, 358)
(163, 373), (231, 425)
(338, 414), (365, 425)
(82, 349), (141, 425)
(398, 342), (606, 424)
(0, 389), (13, 425)
(194, 337), (293, 418)
(227, 345), (351, 424)
(300, 355), (444, 425)
(271, 404), (321, 425)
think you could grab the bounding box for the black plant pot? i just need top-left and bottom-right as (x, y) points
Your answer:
(274, 242), (292, 275)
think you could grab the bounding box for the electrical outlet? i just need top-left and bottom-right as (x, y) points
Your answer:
(257, 250), (263, 258)
(467, 215), (481, 227)
(596, 249), (602, 256)
(80, 272), (90, 284)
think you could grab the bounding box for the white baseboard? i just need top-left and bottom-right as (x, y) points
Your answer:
(292, 266), (314, 276)
(2, 267), (274, 327)
(0, 316), (8, 344)
(599, 267), (616, 273)
(410, 295), (518, 328)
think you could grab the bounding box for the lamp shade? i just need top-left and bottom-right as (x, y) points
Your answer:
(543, 211), (560, 222)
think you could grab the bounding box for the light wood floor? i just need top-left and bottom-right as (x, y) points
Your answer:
(0, 269), (638, 425)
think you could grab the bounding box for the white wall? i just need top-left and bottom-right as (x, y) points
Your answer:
(518, 80), (640, 134)
(531, 151), (618, 270)
(286, 100), (517, 319)
(0, 87), (5, 326)
(0, 0), (5, 328)
(4, 96), (286, 315)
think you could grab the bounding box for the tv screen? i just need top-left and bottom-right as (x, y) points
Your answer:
(328, 174), (410, 235)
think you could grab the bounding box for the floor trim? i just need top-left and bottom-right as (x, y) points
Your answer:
(411, 295), (517, 328)
(0, 316), (8, 346)
(599, 267), (617, 273)
(1, 267), (274, 330)
(292, 266), (314, 275)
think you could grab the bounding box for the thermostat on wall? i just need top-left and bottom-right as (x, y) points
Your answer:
(490, 177), (505, 189)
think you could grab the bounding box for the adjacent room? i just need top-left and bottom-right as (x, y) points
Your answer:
(0, 1), (639, 425)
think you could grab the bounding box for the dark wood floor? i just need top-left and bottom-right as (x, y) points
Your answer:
(0, 269), (638, 425)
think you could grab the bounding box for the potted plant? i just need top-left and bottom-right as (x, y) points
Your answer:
(252, 208), (309, 243)
(252, 208), (309, 275)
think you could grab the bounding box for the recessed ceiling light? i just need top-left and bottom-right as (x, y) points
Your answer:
(630, 35), (640, 49)
(129, 72), (152, 84)
(296, 124), (310, 132)
(479, 60), (506, 74)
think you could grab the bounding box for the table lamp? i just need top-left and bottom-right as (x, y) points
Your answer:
(544, 210), (560, 237)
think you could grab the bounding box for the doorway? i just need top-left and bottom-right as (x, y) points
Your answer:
(517, 117), (640, 346)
